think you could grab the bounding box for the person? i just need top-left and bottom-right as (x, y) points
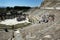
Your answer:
(42, 15), (48, 23)
(4, 28), (8, 32)
(39, 21), (41, 23)
(48, 14), (55, 22)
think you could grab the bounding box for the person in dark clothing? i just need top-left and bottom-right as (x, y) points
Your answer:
(39, 21), (41, 23)
(4, 28), (8, 32)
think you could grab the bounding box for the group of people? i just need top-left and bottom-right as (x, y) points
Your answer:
(39, 14), (55, 23)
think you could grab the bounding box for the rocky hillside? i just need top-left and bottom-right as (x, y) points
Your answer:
(18, 1), (60, 40)
(0, 0), (60, 40)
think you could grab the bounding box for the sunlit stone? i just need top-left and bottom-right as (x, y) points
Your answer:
(44, 35), (51, 38)
(0, 17), (30, 25)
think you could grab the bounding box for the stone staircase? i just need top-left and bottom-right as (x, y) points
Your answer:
(19, 9), (60, 40)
